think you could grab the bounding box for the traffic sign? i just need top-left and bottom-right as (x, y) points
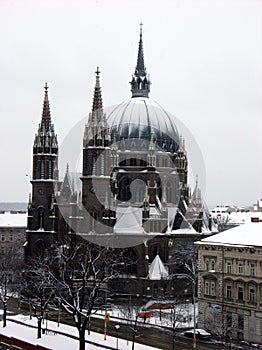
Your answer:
(104, 313), (110, 322)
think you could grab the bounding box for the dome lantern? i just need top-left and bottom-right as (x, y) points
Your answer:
(130, 23), (151, 98)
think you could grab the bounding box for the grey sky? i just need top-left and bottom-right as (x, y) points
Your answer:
(0, 0), (261, 206)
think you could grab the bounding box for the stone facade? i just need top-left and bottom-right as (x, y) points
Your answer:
(26, 29), (209, 298)
(196, 222), (262, 344)
(0, 211), (26, 261)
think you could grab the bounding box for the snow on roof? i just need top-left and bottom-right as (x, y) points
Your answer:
(0, 211), (27, 227)
(170, 227), (198, 234)
(196, 222), (262, 247)
(114, 206), (145, 234)
(227, 211), (262, 225)
(149, 204), (160, 216)
(148, 254), (169, 280)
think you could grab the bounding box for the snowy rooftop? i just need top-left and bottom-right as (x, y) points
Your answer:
(148, 254), (169, 280)
(114, 206), (144, 234)
(227, 211), (262, 225)
(0, 211), (27, 227)
(196, 222), (262, 248)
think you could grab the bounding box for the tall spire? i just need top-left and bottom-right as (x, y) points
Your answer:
(136, 23), (146, 77)
(41, 83), (51, 130)
(92, 67), (103, 112)
(130, 23), (151, 98)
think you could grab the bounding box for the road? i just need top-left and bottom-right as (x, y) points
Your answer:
(86, 316), (221, 350)
(10, 300), (222, 350)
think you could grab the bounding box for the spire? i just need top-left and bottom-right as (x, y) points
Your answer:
(92, 67), (103, 112)
(136, 23), (146, 77)
(130, 23), (151, 98)
(41, 83), (51, 130)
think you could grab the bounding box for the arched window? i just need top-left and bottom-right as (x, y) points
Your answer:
(35, 238), (45, 257)
(153, 284), (158, 298)
(37, 209), (45, 229)
(41, 161), (44, 179)
(101, 154), (104, 175)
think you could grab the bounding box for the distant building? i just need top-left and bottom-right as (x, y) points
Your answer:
(196, 220), (262, 344)
(211, 202), (262, 231)
(0, 211), (27, 261)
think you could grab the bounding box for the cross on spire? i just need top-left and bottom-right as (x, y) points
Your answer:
(140, 22), (143, 35)
(44, 82), (48, 92)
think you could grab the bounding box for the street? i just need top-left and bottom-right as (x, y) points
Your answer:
(11, 300), (223, 350)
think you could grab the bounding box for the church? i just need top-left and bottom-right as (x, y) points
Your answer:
(26, 27), (210, 297)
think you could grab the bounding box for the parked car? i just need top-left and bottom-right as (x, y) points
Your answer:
(184, 328), (211, 340)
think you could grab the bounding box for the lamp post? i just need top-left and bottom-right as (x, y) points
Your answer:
(176, 261), (197, 349)
(115, 324), (120, 349)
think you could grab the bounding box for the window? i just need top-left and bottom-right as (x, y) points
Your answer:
(205, 258), (209, 271)
(238, 286), (244, 300)
(226, 285), (232, 298)
(249, 288), (255, 303)
(210, 281), (216, 296)
(1, 234), (5, 241)
(250, 262), (255, 276)
(205, 280), (216, 296)
(1, 246), (5, 254)
(227, 311), (232, 328)
(211, 259), (215, 270)
(205, 281), (209, 295)
(226, 260), (232, 273)
(41, 160), (44, 179)
(92, 155), (96, 175)
(238, 261), (244, 274)
(10, 234), (13, 242)
(48, 160), (52, 179)
(38, 210), (44, 229)
(238, 314), (244, 331)
(101, 154), (104, 175)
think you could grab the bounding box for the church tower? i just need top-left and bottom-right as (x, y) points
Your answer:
(26, 84), (59, 257)
(81, 68), (115, 233)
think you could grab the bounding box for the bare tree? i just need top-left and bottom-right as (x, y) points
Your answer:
(0, 247), (24, 327)
(23, 238), (134, 350)
(167, 244), (198, 349)
(22, 257), (55, 338)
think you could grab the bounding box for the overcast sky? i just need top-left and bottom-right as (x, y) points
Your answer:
(0, 0), (261, 207)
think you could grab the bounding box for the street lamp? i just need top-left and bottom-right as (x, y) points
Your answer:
(176, 268), (197, 349)
(115, 324), (120, 349)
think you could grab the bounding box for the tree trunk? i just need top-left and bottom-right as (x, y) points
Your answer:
(132, 330), (135, 350)
(3, 302), (7, 328)
(79, 328), (86, 350)
(37, 318), (42, 339)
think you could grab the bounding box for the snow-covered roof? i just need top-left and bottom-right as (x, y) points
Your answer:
(0, 212), (27, 227)
(114, 206), (145, 234)
(148, 254), (169, 280)
(170, 227), (198, 235)
(227, 211), (262, 225)
(196, 222), (262, 248)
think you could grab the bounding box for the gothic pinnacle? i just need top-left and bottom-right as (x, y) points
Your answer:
(92, 67), (103, 112)
(41, 82), (51, 130)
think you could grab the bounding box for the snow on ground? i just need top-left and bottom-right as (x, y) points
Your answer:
(98, 302), (197, 329)
(0, 312), (162, 350)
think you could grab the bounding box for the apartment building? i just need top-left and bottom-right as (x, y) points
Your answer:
(0, 211), (27, 260)
(195, 220), (262, 344)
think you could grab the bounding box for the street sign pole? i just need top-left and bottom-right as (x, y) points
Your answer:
(104, 312), (110, 340)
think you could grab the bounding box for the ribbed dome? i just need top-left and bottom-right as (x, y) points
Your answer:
(106, 97), (179, 153)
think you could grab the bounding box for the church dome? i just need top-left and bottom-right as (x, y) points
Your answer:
(106, 97), (179, 152)
(104, 25), (179, 153)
